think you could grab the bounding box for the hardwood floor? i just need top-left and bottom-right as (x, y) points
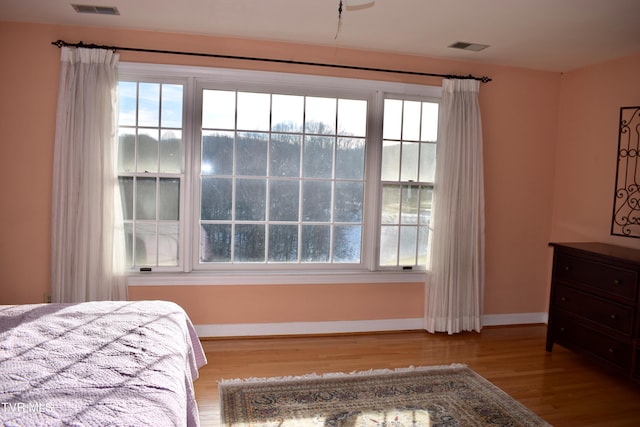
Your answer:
(194, 324), (640, 426)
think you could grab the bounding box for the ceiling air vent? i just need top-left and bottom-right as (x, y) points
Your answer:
(448, 41), (489, 52)
(71, 4), (120, 15)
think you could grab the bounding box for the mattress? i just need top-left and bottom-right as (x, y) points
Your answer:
(0, 300), (207, 426)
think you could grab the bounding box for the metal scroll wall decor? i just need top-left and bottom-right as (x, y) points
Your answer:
(612, 106), (640, 238)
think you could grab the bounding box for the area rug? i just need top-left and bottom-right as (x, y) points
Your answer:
(219, 363), (551, 426)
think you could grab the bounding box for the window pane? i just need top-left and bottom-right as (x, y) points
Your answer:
(338, 99), (367, 137)
(401, 184), (419, 225)
(200, 224), (231, 262)
(418, 226), (430, 265)
(237, 132), (268, 176)
(268, 225), (298, 262)
(159, 178), (180, 220)
(118, 177), (133, 220)
(272, 94), (303, 133)
(124, 223), (133, 266)
(301, 225), (330, 262)
(419, 143), (436, 183)
(333, 225), (361, 263)
(236, 179), (266, 221)
(202, 131), (234, 175)
(118, 129), (135, 172)
(157, 223), (179, 266)
(400, 142), (419, 181)
(161, 84), (183, 128)
(399, 226), (418, 265)
(421, 102), (439, 142)
(136, 178), (156, 221)
(336, 137), (365, 180)
(134, 222), (157, 266)
(334, 182), (363, 223)
(402, 101), (421, 141)
(305, 97), (335, 135)
(381, 185), (400, 224)
(304, 136), (334, 178)
(269, 180), (300, 221)
(381, 141), (400, 181)
(138, 83), (160, 127)
(235, 224), (265, 262)
(201, 177), (232, 220)
(379, 226), (399, 266)
(271, 134), (301, 177)
(137, 129), (159, 173)
(419, 187), (433, 225)
(303, 181), (332, 222)
(237, 92), (270, 131)
(118, 81), (137, 126)
(160, 130), (182, 173)
(202, 90), (235, 129)
(383, 99), (402, 140)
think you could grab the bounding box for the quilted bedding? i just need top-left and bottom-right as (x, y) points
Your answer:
(0, 300), (207, 427)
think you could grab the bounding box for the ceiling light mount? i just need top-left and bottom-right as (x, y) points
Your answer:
(338, 0), (375, 20)
(344, 0), (375, 10)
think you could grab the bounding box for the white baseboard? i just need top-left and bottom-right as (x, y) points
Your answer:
(481, 312), (548, 327)
(195, 318), (424, 338)
(194, 312), (548, 338)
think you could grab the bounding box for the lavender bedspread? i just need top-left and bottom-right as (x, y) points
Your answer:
(0, 300), (207, 427)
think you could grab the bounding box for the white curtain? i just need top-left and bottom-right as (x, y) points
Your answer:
(425, 79), (485, 334)
(51, 47), (127, 303)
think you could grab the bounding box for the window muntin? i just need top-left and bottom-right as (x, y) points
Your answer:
(198, 89), (367, 265)
(117, 81), (184, 269)
(379, 99), (438, 268)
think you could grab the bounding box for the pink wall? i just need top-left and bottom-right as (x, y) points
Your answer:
(552, 53), (640, 249)
(128, 283), (424, 325)
(0, 21), (576, 327)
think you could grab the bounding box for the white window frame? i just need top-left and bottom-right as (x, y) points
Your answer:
(119, 62), (440, 286)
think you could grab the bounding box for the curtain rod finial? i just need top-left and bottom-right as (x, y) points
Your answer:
(52, 40), (66, 48)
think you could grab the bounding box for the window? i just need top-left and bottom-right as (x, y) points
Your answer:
(198, 90), (367, 265)
(379, 98), (438, 268)
(117, 80), (185, 268)
(117, 64), (439, 275)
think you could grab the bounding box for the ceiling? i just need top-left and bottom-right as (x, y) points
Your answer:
(2, 0), (640, 72)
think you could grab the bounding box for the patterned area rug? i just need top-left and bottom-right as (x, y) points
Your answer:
(219, 364), (551, 426)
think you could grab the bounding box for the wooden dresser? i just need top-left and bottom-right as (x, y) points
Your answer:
(546, 242), (640, 381)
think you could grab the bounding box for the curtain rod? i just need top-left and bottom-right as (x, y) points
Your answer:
(51, 39), (492, 83)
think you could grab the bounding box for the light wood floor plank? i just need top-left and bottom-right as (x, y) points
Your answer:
(194, 325), (640, 426)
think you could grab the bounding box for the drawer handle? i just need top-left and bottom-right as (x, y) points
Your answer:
(613, 279), (623, 285)
(563, 266), (571, 271)
(560, 297), (567, 302)
(610, 314), (617, 320)
(559, 327), (565, 333)
(608, 348), (614, 354)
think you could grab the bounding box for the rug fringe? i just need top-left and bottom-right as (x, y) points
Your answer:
(218, 363), (467, 386)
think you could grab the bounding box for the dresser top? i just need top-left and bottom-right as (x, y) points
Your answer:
(550, 242), (640, 265)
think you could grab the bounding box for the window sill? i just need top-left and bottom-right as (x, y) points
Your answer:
(127, 269), (427, 286)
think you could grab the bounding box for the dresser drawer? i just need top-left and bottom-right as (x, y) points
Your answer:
(552, 284), (635, 335)
(555, 254), (638, 301)
(552, 313), (633, 370)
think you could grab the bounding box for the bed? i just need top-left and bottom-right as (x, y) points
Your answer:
(0, 300), (207, 427)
